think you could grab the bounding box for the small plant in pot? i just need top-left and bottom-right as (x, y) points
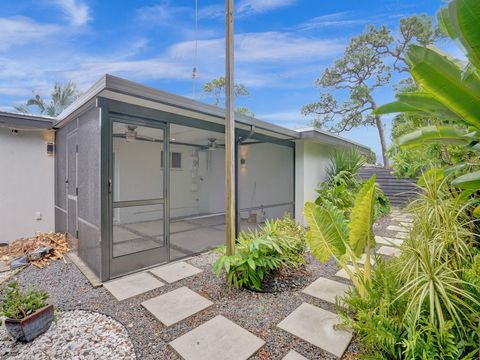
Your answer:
(2, 281), (54, 342)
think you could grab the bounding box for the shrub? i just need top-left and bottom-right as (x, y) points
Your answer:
(315, 148), (390, 219)
(305, 176), (377, 298)
(212, 215), (306, 290)
(2, 281), (48, 320)
(339, 171), (480, 359)
(338, 259), (406, 359)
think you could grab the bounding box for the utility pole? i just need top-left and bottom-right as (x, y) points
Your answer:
(225, 0), (236, 255)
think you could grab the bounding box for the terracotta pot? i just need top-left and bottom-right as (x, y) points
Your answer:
(4, 304), (54, 342)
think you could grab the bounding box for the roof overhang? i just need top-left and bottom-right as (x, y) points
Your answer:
(54, 74), (371, 150)
(56, 74), (300, 141)
(0, 111), (54, 130)
(297, 127), (372, 154)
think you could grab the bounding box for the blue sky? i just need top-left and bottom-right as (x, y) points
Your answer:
(0, 0), (446, 161)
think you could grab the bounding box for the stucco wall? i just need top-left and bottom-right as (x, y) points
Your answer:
(295, 140), (338, 224)
(0, 127), (54, 243)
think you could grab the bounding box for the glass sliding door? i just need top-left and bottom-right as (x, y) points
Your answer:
(109, 118), (169, 277)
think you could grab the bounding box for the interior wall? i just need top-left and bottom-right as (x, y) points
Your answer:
(197, 149), (226, 215)
(113, 139), (203, 223)
(238, 142), (294, 221)
(111, 130), (294, 225)
(0, 127), (54, 243)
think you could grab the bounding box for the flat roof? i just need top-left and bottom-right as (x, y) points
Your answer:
(297, 127), (371, 152)
(53, 74), (370, 151)
(0, 111), (54, 129)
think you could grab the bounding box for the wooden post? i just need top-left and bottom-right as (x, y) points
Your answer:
(225, 0), (236, 255)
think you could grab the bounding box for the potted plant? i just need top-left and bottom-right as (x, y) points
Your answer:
(2, 281), (54, 342)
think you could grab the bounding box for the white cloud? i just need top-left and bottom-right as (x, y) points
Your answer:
(197, 4), (224, 20)
(136, 2), (190, 25)
(256, 110), (306, 128)
(236, 32), (344, 62)
(199, 0), (296, 19)
(295, 12), (367, 31)
(52, 0), (90, 26)
(237, 0), (296, 15)
(169, 32), (344, 63)
(0, 17), (59, 50)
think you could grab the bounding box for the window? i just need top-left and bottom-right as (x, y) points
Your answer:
(171, 152), (182, 169)
(161, 151), (182, 169)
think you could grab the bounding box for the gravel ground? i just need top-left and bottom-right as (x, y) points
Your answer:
(0, 212), (402, 360)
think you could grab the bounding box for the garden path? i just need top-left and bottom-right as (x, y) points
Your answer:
(276, 208), (412, 359)
(101, 209), (413, 360)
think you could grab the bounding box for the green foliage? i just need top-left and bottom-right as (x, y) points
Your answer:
(304, 176), (377, 298)
(202, 77), (252, 116)
(373, 0), (480, 189)
(15, 81), (80, 117)
(212, 215), (306, 290)
(374, 185), (391, 218)
(2, 282), (48, 320)
(315, 149), (390, 218)
(302, 15), (442, 166)
(338, 259), (406, 359)
(340, 170), (480, 359)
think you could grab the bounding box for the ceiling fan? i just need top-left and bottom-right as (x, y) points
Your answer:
(113, 125), (161, 143)
(199, 138), (225, 151)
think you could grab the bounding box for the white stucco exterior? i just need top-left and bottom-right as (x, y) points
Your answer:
(0, 127), (55, 243)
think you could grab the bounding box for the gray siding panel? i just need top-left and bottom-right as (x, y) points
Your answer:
(78, 107), (101, 227)
(77, 107), (102, 277)
(55, 207), (67, 233)
(55, 127), (67, 209)
(77, 220), (101, 275)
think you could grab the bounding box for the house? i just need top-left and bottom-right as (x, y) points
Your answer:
(0, 74), (371, 281)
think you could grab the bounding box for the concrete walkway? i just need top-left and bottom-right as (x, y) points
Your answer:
(276, 209), (412, 359)
(102, 210), (412, 360)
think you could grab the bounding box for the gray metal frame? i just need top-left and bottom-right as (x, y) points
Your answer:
(66, 130), (78, 238)
(107, 116), (170, 278)
(96, 96), (296, 280)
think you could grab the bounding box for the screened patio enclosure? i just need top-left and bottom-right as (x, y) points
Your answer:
(54, 76), (296, 281)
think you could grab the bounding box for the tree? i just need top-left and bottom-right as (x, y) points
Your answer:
(373, 0), (480, 192)
(302, 15), (442, 168)
(202, 76), (253, 116)
(15, 81), (81, 117)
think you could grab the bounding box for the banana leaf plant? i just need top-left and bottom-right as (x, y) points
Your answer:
(373, 0), (480, 191)
(303, 176), (377, 299)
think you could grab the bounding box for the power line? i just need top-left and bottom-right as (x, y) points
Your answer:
(192, 0), (199, 99)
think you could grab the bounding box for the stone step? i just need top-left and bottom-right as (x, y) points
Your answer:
(277, 303), (352, 358)
(335, 265), (360, 280)
(302, 277), (351, 304)
(375, 235), (403, 247)
(170, 315), (265, 360)
(378, 246), (401, 257)
(283, 350), (309, 360)
(393, 231), (409, 239)
(386, 225), (409, 233)
(354, 253), (376, 266)
(142, 286), (213, 327)
(149, 261), (203, 283)
(103, 272), (165, 301)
